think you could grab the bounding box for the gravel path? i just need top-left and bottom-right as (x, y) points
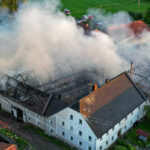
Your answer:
(0, 111), (62, 150)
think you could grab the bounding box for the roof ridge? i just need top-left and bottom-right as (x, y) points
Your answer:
(125, 72), (146, 100)
(80, 72), (127, 101)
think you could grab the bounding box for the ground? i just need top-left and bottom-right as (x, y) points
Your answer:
(110, 118), (150, 150)
(60, 0), (150, 18)
(0, 111), (71, 150)
(31, 0), (150, 18)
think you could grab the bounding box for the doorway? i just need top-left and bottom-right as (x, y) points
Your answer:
(118, 129), (122, 137)
(16, 108), (23, 121)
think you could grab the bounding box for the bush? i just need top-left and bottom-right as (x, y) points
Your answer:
(128, 11), (144, 20)
(137, 140), (145, 147)
(117, 139), (136, 150)
(145, 142), (150, 148)
(113, 145), (127, 150)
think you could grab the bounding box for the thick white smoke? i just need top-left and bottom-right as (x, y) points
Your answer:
(0, 0), (149, 82)
(88, 9), (150, 69)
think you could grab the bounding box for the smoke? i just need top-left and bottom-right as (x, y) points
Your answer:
(88, 9), (150, 69)
(0, 0), (149, 83)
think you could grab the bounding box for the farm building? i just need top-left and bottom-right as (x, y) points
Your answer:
(0, 68), (149, 150)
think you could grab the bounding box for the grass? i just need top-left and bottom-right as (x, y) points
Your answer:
(0, 128), (29, 150)
(61, 0), (150, 18)
(30, 0), (150, 18)
(25, 124), (75, 150)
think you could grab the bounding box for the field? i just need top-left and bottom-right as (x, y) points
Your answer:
(61, 0), (150, 18)
(30, 0), (150, 18)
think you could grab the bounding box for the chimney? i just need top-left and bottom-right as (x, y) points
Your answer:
(93, 84), (98, 91)
(130, 61), (133, 76)
(105, 79), (109, 83)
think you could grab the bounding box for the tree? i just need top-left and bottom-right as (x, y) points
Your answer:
(144, 7), (150, 26)
(144, 105), (150, 120)
(0, 0), (26, 12)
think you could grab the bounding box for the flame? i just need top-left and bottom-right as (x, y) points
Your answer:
(95, 29), (100, 32)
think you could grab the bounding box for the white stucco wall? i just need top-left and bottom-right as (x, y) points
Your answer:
(96, 100), (149, 150)
(52, 107), (97, 150)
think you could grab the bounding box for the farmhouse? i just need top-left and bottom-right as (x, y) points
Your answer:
(0, 69), (149, 150)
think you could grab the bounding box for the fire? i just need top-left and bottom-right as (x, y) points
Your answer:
(95, 29), (100, 32)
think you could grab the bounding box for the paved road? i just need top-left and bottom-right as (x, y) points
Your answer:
(0, 111), (62, 150)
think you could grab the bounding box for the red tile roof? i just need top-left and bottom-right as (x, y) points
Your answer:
(80, 73), (134, 118)
(0, 143), (17, 150)
(136, 129), (150, 138)
(108, 20), (150, 37)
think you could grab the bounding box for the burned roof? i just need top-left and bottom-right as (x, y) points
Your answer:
(0, 70), (98, 116)
(82, 72), (146, 137)
(129, 65), (150, 97)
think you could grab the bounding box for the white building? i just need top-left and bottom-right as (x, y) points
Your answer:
(0, 72), (149, 150)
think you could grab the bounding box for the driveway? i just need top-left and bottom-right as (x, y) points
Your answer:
(0, 111), (62, 150)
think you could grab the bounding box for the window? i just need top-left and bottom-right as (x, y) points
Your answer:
(62, 121), (65, 126)
(50, 129), (53, 133)
(50, 120), (52, 125)
(70, 136), (73, 141)
(79, 119), (82, 125)
(79, 130), (82, 136)
(131, 120), (132, 125)
(99, 146), (102, 150)
(70, 126), (73, 132)
(106, 141), (108, 145)
(88, 136), (92, 141)
(37, 121), (40, 125)
(28, 117), (30, 120)
(112, 136), (114, 141)
(79, 141), (82, 146)
(62, 131), (65, 136)
(70, 115), (73, 120)
(125, 125), (126, 129)
(88, 146), (91, 150)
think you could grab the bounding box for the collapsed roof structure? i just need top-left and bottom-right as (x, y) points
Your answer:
(129, 64), (150, 97)
(0, 68), (100, 116)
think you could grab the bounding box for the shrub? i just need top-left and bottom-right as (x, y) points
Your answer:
(113, 145), (127, 150)
(117, 139), (136, 150)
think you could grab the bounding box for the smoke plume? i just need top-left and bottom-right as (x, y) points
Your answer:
(0, 0), (149, 82)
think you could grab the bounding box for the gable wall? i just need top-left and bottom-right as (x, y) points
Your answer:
(47, 107), (97, 150)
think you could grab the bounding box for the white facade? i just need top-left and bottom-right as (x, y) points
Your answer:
(96, 100), (149, 150)
(53, 107), (97, 150)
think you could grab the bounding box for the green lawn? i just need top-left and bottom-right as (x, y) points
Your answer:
(61, 0), (150, 18)
(30, 0), (150, 18)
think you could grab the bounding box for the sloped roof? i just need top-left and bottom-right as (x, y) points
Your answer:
(108, 20), (150, 37)
(82, 72), (146, 137)
(0, 143), (17, 150)
(136, 129), (150, 138)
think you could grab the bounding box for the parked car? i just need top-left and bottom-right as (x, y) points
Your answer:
(64, 8), (71, 15)
(81, 15), (93, 21)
